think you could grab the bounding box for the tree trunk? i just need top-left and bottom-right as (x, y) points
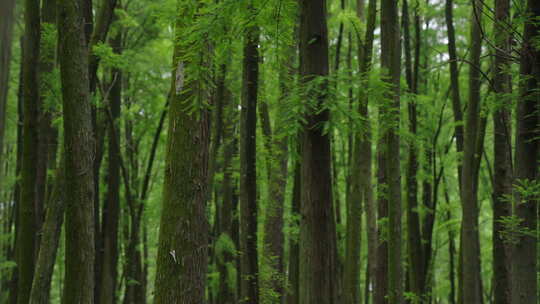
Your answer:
(377, 0), (402, 303)
(17, 0), (41, 301)
(0, 0), (16, 168)
(261, 29), (295, 302)
(298, 0), (338, 302)
(460, 0), (483, 302)
(402, 0), (424, 300)
(512, 1), (540, 302)
(153, 2), (210, 302)
(99, 31), (122, 304)
(29, 158), (65, 304)
(286, 160), (301, 304)
(492, 0), (512, 302)
(58, 0), (96, 301)
(217, 90), (237, 304)
(239, 16), (260, 303)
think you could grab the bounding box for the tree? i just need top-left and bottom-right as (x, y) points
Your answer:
(17, 0), (41, 301)
(492, 0), (512, 302)
(512, 0), (540, 302)
(153, 1), (210, 302)
(460, 0), (484, 302)
(0, 0), (16, 168)
(57, 0), (96, 302)
(376, 0), (402, 303)
(239, 4), (260, 303)
(297, 0), (338, 302)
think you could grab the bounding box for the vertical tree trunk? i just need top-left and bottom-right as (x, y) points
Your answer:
(402, 0), (424, 300)
(58, 0), (96, 302)
(153, 2), (210, 302)
(512, 1), (540, 303)
(298, 0), (338, 302)
(261, 27), (295, 302)
(377, 0), (402, 303)
(492, 0), (512, 302)
(0, 0), (16, 168)
(460, 0), (483, 302)
(239, 14), (260, 303)
(217, 90), (237, 304)
(286, 160), (301, 304)
(99, 31), (122, 304)
(17, 0), (41, 301)
(344, 0), (376, 301)
(29, 158), (65, 304)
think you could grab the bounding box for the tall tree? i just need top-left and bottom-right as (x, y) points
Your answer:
(17, 0), (41, 301)
(512, 0), (540, 302)
(99, 30), (122, 304)
(153, 1), (210, 302)
(0, 0), (16, 168)
(58, 0), (96, 302)
(492, 0), (512, 302)
(344, 0), (377, 301)
(297, 0), (338, 302)
(239, 9), (260, 303)
(375, 0), (402, 303)
(460, 0), (484, 302)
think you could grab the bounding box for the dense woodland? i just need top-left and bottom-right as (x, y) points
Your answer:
(0, 0), (539, 303)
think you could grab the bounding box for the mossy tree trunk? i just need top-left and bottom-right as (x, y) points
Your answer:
(460, 1), (484, 302)
(153, 2), (210, 302)
(0, 0), (16, 169)
(17, 0), (41, 301)
(58, 0), (96, 302)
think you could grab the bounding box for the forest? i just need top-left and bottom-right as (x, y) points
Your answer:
(0, 0), (539, 303)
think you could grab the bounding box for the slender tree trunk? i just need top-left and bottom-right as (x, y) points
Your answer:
(0, 0), (16, 168)
(217, 90), (237, 304)
(153, 2), (210, 302)
(99, 31), (122, 304)
(239, 14), (260, 303)
(286, 160), (301, 304)
(261, 28), (295, 302)
(376, 0), (402, 303)
(492, 0), (513, 302)
(58, 0), (96, 301)
(359, 0), (377, 302)
(512, 1), (540, 302)
(402, 0), (424, 300)
(460, 1), (484, 302)
(17, 0), (41, 301)
(298, 0), (338, 302)
(29, 158), (65, 304)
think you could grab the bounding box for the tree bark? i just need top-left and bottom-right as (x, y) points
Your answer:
(512, 1), (540, 302)
(17, 0), (41, 301)
(298, 0), (338, 302)
(99, 31), (122, 304)
(239, 15), (260, 303)
(153, 2), (210, 302)
(58, 0), (96, 302)
(29, 158), (65, 304)
(286, 160), (301, 304)
(492, 0), (513, 302)
(376, 0), (402, 303)
(0, 0), (16, 169)
(460, 1), (484, 302)
(217, 89), (237, 304)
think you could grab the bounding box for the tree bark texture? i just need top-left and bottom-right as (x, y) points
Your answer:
(58, 0), (96, 302)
